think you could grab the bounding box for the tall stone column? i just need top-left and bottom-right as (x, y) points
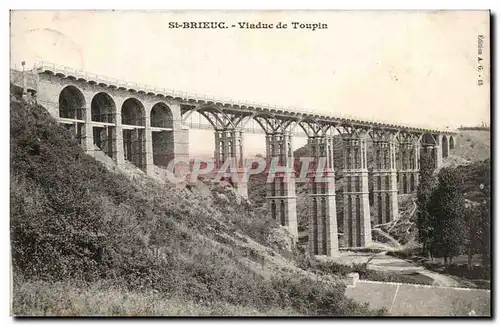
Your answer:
(214, 129), (247, 198)
(342, 133), (371, 248)
(372, 136), (398, 225)
(442, 135), (450, 159)
(130, 128), (140, 168)
(266, 132), (298, 240)
(113, 99), (125, 169)
(83, 103), (95, 157)
(144, 110), (154, 176)
(308, 135), (339, 256)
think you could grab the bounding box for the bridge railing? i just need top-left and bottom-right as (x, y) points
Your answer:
(30, 61), (453, 134)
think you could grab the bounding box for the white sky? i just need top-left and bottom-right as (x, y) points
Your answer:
(10, 10), (490, 156)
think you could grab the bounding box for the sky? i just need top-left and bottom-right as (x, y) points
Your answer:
(10, 10), (490, 156)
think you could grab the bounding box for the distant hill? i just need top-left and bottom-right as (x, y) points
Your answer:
(443, 130), (490, 167)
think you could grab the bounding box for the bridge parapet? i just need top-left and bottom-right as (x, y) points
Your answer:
(30, 61), (457, 135)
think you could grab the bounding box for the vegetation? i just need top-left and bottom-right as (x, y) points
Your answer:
(415, 151), (490, 271)
(416, 153), (437, 257)
(451, 130), (490, 163)
(427, 168), (466, 263)
(12, 280), (298, 316)
(10, 86), (383, 316)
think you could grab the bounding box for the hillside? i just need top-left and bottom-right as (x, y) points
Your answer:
(442, 130), (490, 167)
(10, 85), (383, 316)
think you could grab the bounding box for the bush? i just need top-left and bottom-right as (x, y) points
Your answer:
(269, 275), (385, 316)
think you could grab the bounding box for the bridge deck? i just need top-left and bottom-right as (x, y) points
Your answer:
(12, 62), (455, 136)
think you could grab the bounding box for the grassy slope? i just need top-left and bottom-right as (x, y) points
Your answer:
(444, 130), (490, 166)
(13, 280), (298, 316)
(10, 86), (382, 316)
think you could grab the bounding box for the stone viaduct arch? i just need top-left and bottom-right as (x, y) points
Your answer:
(91, 92), (115, 157)
(150, 103), (174, 166)
(121, 98), (146, 170)
(59, 85), (85, 120)
(27, 63), (457, 258)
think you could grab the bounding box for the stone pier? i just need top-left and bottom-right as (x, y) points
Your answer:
(308, 135), (339, 256)
(397, 137), (420, 194)
(372, 134), (398, 224)
(342, 132), (372, 248)
(214, 128), (247, 198)
(266, 132), (298, 240)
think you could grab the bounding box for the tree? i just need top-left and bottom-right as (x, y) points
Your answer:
(415, 152), (437, 257)
(428, 168), (466, 264)
(479, 199), (491, 268)
(464, 202), (482, 270)
(478, 164), (491, 268)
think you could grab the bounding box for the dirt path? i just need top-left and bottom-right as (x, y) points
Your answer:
(336, 250), (461, 287)
(419, 270), (460, 287)
(368, 251), (460, 287)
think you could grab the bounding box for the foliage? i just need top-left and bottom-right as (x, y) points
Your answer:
(269, 275), (385, 316)
(477, 163), (491, 268)
(415, 146), (491, 269)
(415, 152), (437, 256)
(452, 159), (490, 268)
(12, 279), (299, 316)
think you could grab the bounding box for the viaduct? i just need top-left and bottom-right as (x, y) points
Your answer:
(12, 62), (457, 257)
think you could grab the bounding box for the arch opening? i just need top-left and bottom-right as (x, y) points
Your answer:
(421, 133), (435, 147)
(449, 136), (455, 150)
(151, 103), (174, 167)
(92, 92), (115, 123)
(121, 98), (145, 126)
(91, 93), (116, 158)
(58, 86), (85, 144)
(121, 98), (146, 171)
(59, 86), (85, 120)
(151, 103), (173, 128)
